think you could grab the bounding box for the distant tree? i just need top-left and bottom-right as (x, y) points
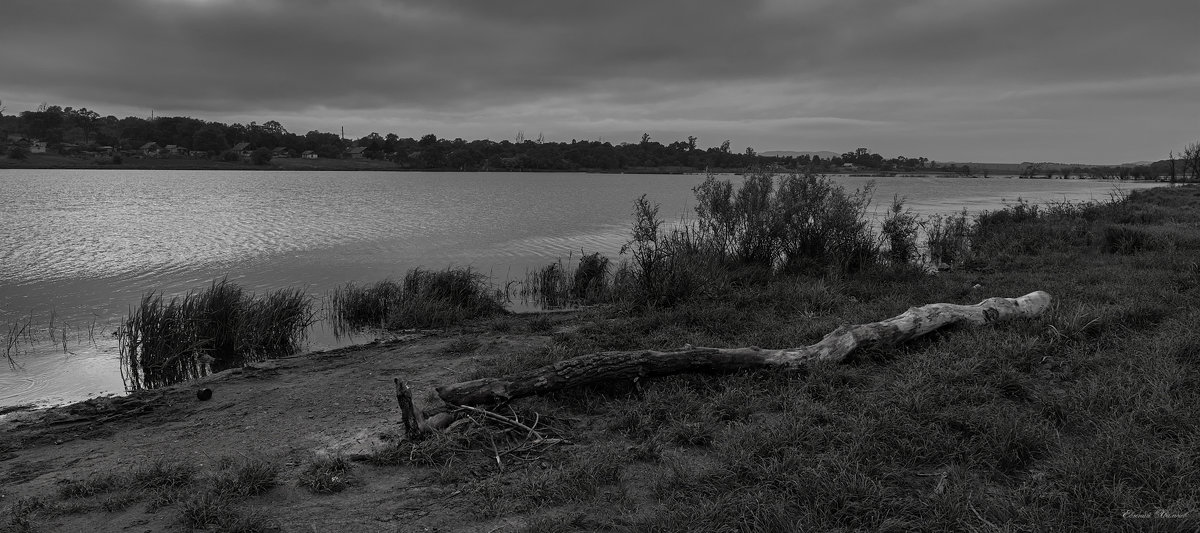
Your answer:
(193, 125), (229, 154)
(744, 146), (756, 157)
(250, 147), (272, 165)
(7, 145), (29, 160)
(641, 132), (652, 145)
(720, 140), (731, 153)
(687, 136), (698, 151)
(261, 120), (288, 136)
(1169, 150), (1178, 184)
(1183, 142), (1200, 182)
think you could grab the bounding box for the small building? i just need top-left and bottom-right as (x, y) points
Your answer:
(189, 150), (209, 158)
(163, 144), (189, 157)
(301, 150), (318, 159)
(139, 142), (161, 156)
(272, 146), (292, 159)
(231, 142), (252, 158)
(345, 147), (367, 159)
(30, 140), (48, 154)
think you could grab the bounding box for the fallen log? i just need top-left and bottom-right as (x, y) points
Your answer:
(395, 291), (1052, 437)
(434, 291), (1052, 406)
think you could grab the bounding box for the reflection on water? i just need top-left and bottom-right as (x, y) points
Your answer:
(0, 169), (1161, 406)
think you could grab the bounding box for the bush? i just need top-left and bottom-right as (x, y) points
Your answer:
(689, 172), (879, 275)
(925, 210), (971, 267)
(572, 252), (611, 303)
(619, 195), (698, 307)
(7, 145), (29, 160)
(250, 147), (272, 166)
(880, 195), (920, 266)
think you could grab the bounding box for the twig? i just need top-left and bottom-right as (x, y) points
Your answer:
(451, 404), (545, 440)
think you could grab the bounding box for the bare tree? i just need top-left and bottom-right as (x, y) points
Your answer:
(1183, 142), (1200, 182)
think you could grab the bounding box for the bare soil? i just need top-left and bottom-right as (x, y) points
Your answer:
(0, 329), (555, 532)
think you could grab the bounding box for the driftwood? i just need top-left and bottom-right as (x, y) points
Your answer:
(397, 291), (1051, 437)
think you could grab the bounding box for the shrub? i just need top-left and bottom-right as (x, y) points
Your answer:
(572, 252), (611, 303)
(250, 147), (272, 166)
(925, 210), (971, 267)
(619, 195), (698, 306)
(7, 145), (29, 160)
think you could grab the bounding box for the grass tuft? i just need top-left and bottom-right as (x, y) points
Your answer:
(298, 455), (354, 494)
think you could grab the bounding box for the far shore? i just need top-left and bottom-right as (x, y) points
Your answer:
(0, 153), (1169, 180)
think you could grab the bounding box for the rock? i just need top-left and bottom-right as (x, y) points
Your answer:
(197, 388), (213, 401)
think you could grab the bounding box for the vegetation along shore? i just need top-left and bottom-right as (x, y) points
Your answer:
(3, 173), (1200, 531)
(5, 104), (1197, 179)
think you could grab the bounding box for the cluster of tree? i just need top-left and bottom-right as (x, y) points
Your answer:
(0, 103), (940, 171)
(1, 103), (1195, 180)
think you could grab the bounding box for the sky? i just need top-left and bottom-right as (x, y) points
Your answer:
(1, 0), (1197, 165)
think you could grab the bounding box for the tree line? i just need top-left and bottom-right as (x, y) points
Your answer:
(1, 102), (1193, 179)
(0, 104), (937, 172)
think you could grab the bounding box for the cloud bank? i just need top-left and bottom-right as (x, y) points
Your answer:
(2, 0), (1197, 163)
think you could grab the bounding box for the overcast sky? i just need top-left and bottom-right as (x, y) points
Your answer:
(2, 0), (1196, 164)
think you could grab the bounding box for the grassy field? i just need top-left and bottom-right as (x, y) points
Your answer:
(367, 182), (1200, 531)
(4, 180), (1199, 531)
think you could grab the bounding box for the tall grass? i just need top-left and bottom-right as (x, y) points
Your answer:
(328, 266), (505, 332)
(516, 252), (614, 309)
(119, 279), (313, 390)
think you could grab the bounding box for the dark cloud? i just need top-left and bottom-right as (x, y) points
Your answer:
(1, 0), (1197, 163)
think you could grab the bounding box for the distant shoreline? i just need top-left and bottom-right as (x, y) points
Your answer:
(0, 153), (1170, 181)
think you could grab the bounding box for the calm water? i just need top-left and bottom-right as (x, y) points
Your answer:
(0, 169), (1161, 407)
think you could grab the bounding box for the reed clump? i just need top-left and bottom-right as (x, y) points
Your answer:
(119, 279), (313, 391)
(517, 251), (614, 309)
(329, 266), (505, 333)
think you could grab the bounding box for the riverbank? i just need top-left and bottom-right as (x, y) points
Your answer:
(3, 185), (1200, 531)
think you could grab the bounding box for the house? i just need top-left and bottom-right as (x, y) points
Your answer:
(163, 145), (188, 157)
(301, 150), (318, 159)
(272, 147), (292, 159)
(139, 142), (161, 156)
(345, 147), (367, 159)
(189, 150), (208, 158)
(28, 140), (48, 154)
(231, 142), (252, 158)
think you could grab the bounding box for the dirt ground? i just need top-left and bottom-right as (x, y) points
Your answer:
(0, 329), (556, 532)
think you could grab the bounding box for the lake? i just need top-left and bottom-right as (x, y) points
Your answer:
(0, 169), (1162, 407)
